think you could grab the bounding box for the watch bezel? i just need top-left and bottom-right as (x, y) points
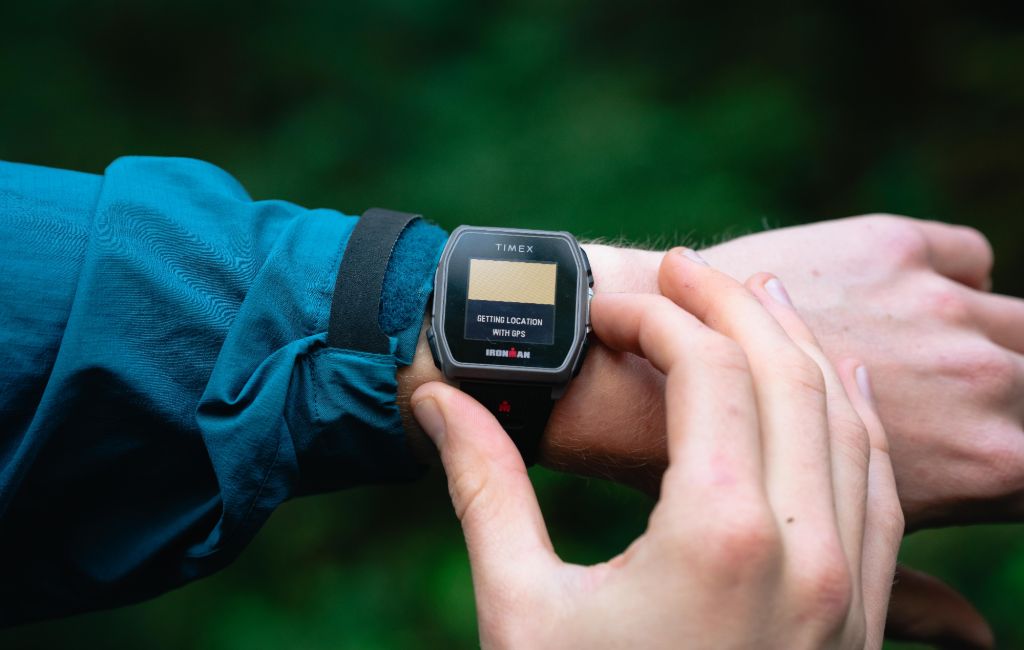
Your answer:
(429, 225), (591, 386)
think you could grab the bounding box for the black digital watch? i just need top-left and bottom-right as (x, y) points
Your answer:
(426, 226), (594, 464)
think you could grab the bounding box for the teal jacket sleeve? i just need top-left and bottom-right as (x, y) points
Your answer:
(0, 157), (447, 625)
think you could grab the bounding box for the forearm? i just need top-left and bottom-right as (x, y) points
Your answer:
(397, 314), (444, 464)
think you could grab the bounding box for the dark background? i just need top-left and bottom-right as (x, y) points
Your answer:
(2, 1), (1023, 648)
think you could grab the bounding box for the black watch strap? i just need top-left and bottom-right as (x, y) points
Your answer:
(459, 381), (555, 466)
(328, 208), (420, 353)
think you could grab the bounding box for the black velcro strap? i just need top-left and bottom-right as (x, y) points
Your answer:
(327, 208), (420, 353)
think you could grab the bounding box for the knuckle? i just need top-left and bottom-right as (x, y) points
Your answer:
(959, 225), (995, 270)
(973, 434), (1024, 496)
(635, 300), (687, 360)
(861, 214), (930, 268)
(944, 343), (1018, 402)
(790, 545), (854, 627)
(447, 466), (495, 525)
(775, 349), (828, 398)
(695, 335), (750, 376)
(878, 490), (907, 542)
(831, 411), (872, 471)
(920, 283), (972, 325)
(697, 506), (782, 574)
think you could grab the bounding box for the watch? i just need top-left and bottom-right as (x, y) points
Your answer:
(426, 226), (594, 464)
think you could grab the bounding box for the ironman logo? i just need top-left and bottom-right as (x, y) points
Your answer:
(485, 346), (531, 360)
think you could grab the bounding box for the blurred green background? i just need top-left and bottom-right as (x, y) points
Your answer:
(2, 1), (1023, 648)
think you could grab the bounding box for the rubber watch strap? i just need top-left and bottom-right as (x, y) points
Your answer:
(328, 208), (419, 353)
(459, 381), (555, 465)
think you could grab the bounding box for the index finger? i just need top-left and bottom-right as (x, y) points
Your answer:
(591, 291), (764, 503)
(916, 220), (994, 290)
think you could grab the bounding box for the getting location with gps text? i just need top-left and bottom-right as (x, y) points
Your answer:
(464, 258), (557, 345)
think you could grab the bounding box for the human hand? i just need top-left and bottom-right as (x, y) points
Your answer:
(699, 215), (1024, 531)
(412, 250), (903, 649)
(542, 215), (1024, 533)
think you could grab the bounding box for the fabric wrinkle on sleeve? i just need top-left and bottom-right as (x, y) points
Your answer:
(193, 204), (446, 554)
(0, 156), (448, 624)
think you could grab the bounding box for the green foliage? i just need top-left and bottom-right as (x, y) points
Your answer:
(1, 1), (1022, 647)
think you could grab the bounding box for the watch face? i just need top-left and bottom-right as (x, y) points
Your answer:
(440, 229), (582, 370)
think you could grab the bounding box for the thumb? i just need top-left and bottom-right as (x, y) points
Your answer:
(412, 381), (558, 586)
(885, 564), (994, 649)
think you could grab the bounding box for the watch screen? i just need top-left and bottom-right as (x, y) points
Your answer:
(464, 259), (557, 345)
(440, 229), (582, 369)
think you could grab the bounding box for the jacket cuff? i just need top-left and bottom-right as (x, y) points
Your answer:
(380, 218), (448, 365)
(196, 204), (447, 553)
(288, 216), (447, 496)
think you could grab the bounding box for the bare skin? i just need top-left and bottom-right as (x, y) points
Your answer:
(412, 250), (903, 649)
(398, 214), (1015, 647)
(402, 215), (1024, 531)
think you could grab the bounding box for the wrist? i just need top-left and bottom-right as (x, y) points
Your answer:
(581, 243), (664, 294)
(397, 314), (445, 464)
(399, 243), (668, 472)
(540, 244), (669, 493)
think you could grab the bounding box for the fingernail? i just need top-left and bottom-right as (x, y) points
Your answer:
(764, 277), (794, 308)
(413, 397), (446, 445)
(675, 247), (710, 266)
(855, 365), (876, 407)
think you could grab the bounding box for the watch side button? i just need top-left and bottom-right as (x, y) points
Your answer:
(426, 326), (442, 370)
(581, 247), (594, 288)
